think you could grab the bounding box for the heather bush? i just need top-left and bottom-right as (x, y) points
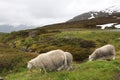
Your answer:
(0, 53), (37, 73)
(36, 45), (58, 53)
(51, 37), (83, 46)
(59, 45), (94, 61)
(80, 40), (96, 48)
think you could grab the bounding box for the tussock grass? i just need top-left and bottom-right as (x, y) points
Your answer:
(4, 59), (120, 80)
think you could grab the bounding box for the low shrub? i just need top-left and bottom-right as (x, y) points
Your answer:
(80, 40), (96, 48)
(36, 45), (58, 53)
(0, 53), (38, 73)
(59, 45), (95, 61)
(50, 37), (80, 46)
(96, 39), (109, 46)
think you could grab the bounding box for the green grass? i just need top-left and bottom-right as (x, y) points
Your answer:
(4, 59), (120, 80)
(1, 29), (120, 80)
(55, 30), (120, 49)
(55, 30), (120, 40)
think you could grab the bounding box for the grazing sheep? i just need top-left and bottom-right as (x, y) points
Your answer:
(27, 49), (72, 73)
(89, 44), (115, 61)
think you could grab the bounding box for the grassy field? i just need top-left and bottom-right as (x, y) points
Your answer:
(1, 29), (120, 80)
(4, 59), (120, 80)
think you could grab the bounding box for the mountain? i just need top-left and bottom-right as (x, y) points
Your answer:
(68, 11), (110, 22)
(66, 5), (120, 29)
(18, 5), (120, 30)
(68, 5), (120, 22)
(14, 25), (34, 31)
(0, 24), (34, 33)
(0, 25), (13, 33)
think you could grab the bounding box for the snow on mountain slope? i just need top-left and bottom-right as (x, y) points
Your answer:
(68, 5), (120, 22)
(115, 24), (120, 28)
(96, 23), (120, 29)
(88, 14), (95, 19)
(96, 23), (116, 29)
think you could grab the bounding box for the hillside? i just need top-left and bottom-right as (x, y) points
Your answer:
(32, 16), (120, 30)
(1, 30), (120, 61)
(1, 28), (120, 80)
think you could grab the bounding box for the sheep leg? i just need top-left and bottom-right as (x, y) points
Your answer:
(41, 63), (47, 74)
(66, 66), (72, 71)
(107, 56), (115, 61)
(39, 69), (42, 74)
(112, 56), (115, 60)
(43, 67), (47, 74)
(57, 65), (64, 71)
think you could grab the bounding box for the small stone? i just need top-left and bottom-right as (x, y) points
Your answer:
(0, 77), (3, 80)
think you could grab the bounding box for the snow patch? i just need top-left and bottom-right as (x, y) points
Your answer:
(94, 12), (98, 15)
(115, 24), (120, 28)
(97, 23), (116, 29)
(88, 14), (95, 19)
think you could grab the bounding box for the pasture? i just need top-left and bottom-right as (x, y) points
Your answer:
(0, 29), (120, 80)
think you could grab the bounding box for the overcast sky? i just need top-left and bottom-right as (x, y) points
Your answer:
(0, 0), (120, 27)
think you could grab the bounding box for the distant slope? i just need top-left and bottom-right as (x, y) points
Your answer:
(68, 11), (110, 22)
(0, 24), (34, 33)
(35, 6), (120, 30)
(38, 15), (120, 30)
(68, 5), (120, 22)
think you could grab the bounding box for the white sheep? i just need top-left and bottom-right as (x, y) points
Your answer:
(89, 44), (115, 61)
(27, 49), (73, 73)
